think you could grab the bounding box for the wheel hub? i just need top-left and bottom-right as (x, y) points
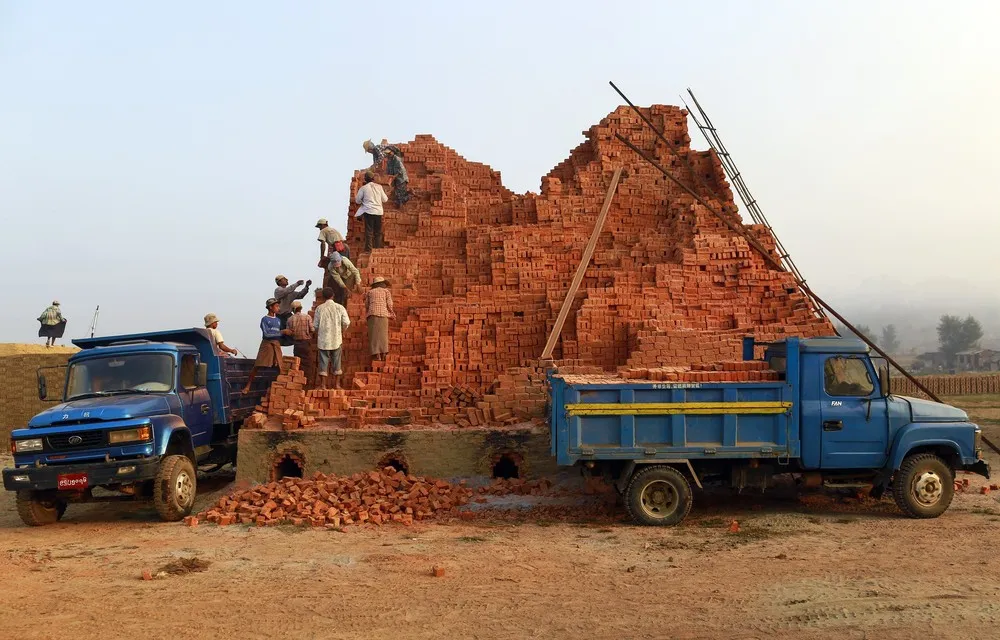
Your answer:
(913, 470), (943, 505)
(175, 471), (195, 506)
(640, 480), (678, 519)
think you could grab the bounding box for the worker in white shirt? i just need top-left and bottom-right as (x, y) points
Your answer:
(204, 314), (238, 356)
(355, 170), (389, 253)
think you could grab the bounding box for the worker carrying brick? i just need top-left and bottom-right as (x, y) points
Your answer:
(313, 287), (351, 389)
(355, 170), (388, 252)
(385, 148), (410, 207)
(273, 275), (311, 335)
(242, 297), (293, 394)
(37, 300), (66, 348)
(203, 313), (238, 356)
(362, 138), (401, 171)
(364, 276), (395, 363)
(315, 217), (350, 261)
(326, 251), (362, 302)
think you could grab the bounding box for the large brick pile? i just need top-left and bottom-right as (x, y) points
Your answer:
(196, 467), (473, 527)
(249, 104), (833, 430)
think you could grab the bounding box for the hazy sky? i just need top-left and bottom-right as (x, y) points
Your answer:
(2, 1), (999, 353)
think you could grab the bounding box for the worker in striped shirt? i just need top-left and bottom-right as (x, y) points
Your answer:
(364, 277), (395, 363)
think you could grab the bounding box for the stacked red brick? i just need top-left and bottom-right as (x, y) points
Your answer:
(250, 105), (833, 429)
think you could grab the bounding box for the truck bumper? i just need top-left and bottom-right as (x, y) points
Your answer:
(3, 458), (160, 492)
(963, 460), (991, 480)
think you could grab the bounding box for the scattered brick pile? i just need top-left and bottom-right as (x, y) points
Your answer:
(196, 468), (474, 527)
(243, 104), (833, 430)
(479, 477), (558, 496)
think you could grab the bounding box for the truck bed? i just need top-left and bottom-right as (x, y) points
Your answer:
(549, 374), (798, 466)
(218, 357), (276, 424)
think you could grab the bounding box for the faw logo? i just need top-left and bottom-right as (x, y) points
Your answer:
(830, 401), (843, 407)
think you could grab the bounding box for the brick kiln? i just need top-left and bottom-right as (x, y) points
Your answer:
(245, 104), (834, 436)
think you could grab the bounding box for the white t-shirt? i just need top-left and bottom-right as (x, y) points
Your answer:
(354, 182), (388, 217)
(209, 327), (225, 347)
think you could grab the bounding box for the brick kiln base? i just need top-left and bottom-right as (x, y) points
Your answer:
(235, 424), (559, 485)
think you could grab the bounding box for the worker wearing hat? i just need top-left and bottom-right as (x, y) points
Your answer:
(242, 298), (292, 394)
(204, 313), (237, 356)
(315, 218), (350, 261)
(273, 274), (311, 338)
(37, 300), (66, 348)
(364, 276), (395, 363)
(326, 251), (362, 306)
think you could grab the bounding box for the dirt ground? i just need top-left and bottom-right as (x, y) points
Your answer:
(3, 397), (1000, 639)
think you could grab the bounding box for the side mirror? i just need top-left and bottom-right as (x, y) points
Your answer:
(37, 373), (48, 401)
(194, 363), (208, 387)
(879, 366), (890, 397)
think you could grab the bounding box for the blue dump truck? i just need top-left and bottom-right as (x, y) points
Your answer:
(3, 329), (277, 526)
(550, 336), (990, 525)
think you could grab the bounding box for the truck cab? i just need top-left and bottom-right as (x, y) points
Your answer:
(3, 329), (277, 526)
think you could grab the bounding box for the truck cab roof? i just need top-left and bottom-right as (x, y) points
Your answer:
(797, 336), (869, 354)
(72, 329), (218, 361)
(760, 336), (870, 354)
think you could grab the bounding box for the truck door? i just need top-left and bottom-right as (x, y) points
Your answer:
(818, 355), (889, 469)
(178, 353), (213, 447)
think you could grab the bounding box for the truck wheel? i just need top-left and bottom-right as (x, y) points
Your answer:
(625, 465), (693, 526)
(154, 455), (197, 522)
(16, 491), (67, 526)
(892, 453), (954, 518)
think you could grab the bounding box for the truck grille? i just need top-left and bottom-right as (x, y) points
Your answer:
(46, 431), (106, 451)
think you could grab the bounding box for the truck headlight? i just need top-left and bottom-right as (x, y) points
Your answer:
(108, 426), (152, 445)
(12, 438), (44, 453)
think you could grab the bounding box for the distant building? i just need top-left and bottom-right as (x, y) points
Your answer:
(913, 351), (948, 372)
(955, 349), (1000, 372)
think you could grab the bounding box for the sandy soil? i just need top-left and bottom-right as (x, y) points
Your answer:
(2, 454), (999, 640)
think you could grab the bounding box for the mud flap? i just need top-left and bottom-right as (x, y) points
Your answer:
(964, 460), (991, 480)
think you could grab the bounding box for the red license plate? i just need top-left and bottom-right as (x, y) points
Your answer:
(57, 473), (88, 491)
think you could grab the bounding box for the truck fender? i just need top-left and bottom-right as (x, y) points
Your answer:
(151, 415), (196, 465)
(887, 427), (963, 471)
(614, 460), (702, 494)
(871, 434), (962, 497)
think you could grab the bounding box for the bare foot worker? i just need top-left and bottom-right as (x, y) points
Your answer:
(243, 297), (292, 393)
(37, 300), (66, 348)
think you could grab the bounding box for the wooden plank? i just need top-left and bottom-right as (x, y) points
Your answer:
(540, 167), (623, 360)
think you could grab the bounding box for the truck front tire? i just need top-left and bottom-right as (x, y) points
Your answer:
(892, 453), (954, 518)
(16, 491), (67, 526)
(154, 455), (197, 522)
(625, 465), (693, 526)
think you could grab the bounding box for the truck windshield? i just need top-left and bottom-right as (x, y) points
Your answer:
(66, 354), (175, 399)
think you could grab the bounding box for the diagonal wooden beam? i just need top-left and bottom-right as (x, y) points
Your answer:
(541, 167), (623, 360)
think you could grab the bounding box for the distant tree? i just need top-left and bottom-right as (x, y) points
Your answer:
(937, 315), (984, 364)
(880, 324), (900, 353)
(835, 322), (873, 340)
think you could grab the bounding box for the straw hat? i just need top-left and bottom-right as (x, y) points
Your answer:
(204, 313), (219, 327)
(370, 276), (389, 288)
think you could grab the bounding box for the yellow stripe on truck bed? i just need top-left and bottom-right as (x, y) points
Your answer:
(565, 401), (792, 416)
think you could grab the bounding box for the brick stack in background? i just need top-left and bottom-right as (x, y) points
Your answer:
(243, 104), (835, 431)
(0, 350), (75, 440)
